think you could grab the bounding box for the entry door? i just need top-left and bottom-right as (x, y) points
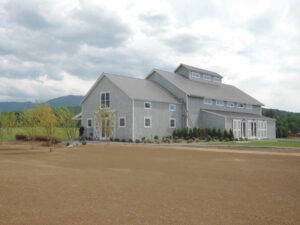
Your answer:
(101, 119), (110, 140)
(241, 121), (246, 138)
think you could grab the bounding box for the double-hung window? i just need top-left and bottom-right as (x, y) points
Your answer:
(119, 117), (126, 128)
(227, 102), (235, 107)
(144, 102), (151, 109)
(216, 100), (224, 106)
(87, 118), (93, 128)
(144, 117), (151, 128)
(203, 74), (211, 81)
(100, 92), (110, 108)
(169, 104), (176, 111)
(191, 72), (201, 78)
(169, 118), (176, 128)
(204, 99), (212, 105)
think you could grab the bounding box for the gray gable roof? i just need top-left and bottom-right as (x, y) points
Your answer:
(202, 109), (275, 120)
(152, 69), (264, 106)
(175, 64), (223, 78)
(81, 73), (180, 104)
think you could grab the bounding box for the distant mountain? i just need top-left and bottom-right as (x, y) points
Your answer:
(0, 95), (84, 112)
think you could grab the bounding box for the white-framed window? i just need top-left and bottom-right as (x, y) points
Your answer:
(119, 117), (126, 128)
(216, 100), (224, 106)
(144, 102), (151, 109)
(227, 101), (235, 107)
(213, 77), (221, 83)
(87, 118), (93, 128)
(203, 74), (211, 81)
(169, 118), (176, 128)
(204, 98), (213, 105)
(100, 92), (110, 108)
(237, 103), (244, 108)
(191, 71), (201, 78)
(144, 117), (152, 128)
(246, 104), (252, 110)
(169, 104), (176, 111)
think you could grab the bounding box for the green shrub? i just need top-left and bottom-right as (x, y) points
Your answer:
(145, 139), (152, 143)
(82, 140), (87, 145)
(128, 139), (133, 143)
(217, 129), (222, 139)
(121, 139), (126, 142)
(114, 138), (120, 142)
(187, 139), (194, 143)
(135, 139), (140, 143)
(15, 134), (28, 141)
(66, 142), (70, 146)
(141, 137), (145, 142)
(154, 135), (159, 140)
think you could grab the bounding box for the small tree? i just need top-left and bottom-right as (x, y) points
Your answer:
(22, 108), (39, 149)
(6, 113), (17, 135)
(94, 106), (115, 144)
(55, 107), (78, 145)
(0, 110), (4, 144)
(37, 103), (57, 152)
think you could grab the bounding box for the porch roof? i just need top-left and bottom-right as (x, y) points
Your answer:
(202, 109), (275, 120)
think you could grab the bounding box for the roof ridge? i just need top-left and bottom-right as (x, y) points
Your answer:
(104, 72), (145, 80)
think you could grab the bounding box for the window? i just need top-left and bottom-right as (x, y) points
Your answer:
(237, 103), (244, 108)
(87, 118), (93, 128)
(191, 72), (201, 78)
(203, 74), (211, 81)
(227, 102), (235, 107)
(144, 102), (151, 109)
(248, 121), (257, 137)
(119, 117), (126, 128)
(144, 117), (151, 128)
(169, 118), (176, 128)
(204, 99), (212, 105)
(169, 104), (176, 111)
(246, 104), (252, 110)
(216, 100), (224, 106)
(213, 77), (221, 83)
(100, 92), (110, 108)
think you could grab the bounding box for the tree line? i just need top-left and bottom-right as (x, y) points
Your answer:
(0, 104), (79, 151)
(263, 108), (300, 138)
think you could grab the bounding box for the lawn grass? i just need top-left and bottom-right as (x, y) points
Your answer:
(1, 127), (79, 141)
(208, 141), (300, 148)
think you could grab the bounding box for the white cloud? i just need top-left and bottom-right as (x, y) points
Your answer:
(0, 0), (299, 112)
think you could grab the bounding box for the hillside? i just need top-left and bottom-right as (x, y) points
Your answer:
(0, 95), (84, 112)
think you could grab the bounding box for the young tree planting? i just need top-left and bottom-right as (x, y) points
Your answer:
(6, 113), (17, 135)
(22, 108), (39, 149)
(55, 107), (78, 145)
(0, 110), (4, 144)
(37, 103), (57, 152)
(94, 106), (115, 144)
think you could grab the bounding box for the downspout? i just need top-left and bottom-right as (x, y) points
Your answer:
(186, 94), (189, 128)
(132, 99), (135, 141)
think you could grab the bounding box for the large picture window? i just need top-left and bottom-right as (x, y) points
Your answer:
(100, 92), (110, 108)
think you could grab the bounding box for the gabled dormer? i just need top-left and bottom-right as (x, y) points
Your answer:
(174, 64), (223, 84)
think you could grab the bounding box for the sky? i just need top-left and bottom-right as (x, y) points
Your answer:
(0, 0), (299, 112)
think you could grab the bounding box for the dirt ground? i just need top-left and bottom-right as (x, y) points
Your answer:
(0, 142), (300, 225)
